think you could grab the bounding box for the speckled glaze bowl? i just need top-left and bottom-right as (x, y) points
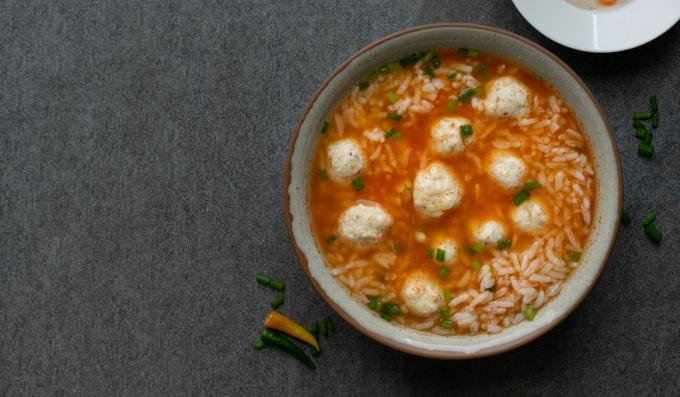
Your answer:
(285, 24), (621, 359)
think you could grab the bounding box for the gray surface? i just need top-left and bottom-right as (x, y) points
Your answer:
(0, 0), (679, 395)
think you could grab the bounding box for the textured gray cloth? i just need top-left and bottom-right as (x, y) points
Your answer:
(1, 0), (679, 395)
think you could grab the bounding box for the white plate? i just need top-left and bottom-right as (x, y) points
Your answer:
(513, 0), (680, 52)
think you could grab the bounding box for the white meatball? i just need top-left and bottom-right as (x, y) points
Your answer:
(487, 151), (527, 190)
(512, 200), (549, 233)
(413, 163), (463, 218)
(472, 220), (507, 245)
(484, 77), (530, 118)
(400, 272), (443, 317)
(434, 238), (459, 265)
(338, 202), (392, 246)
(327, 139), (365, 180)
(430, 117), (473, 155)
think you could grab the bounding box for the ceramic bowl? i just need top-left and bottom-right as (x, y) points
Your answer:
(285, 24), (621, 359)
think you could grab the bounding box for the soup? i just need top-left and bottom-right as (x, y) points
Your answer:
(308, 49), (596, 335)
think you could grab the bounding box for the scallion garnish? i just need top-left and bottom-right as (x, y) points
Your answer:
(387, 91), (398, 103)
(638, 143), (654, 158)
(320, 121), (330, 133)
(513, 190), (530, 205)
(642, 213), (656, 227)
(326, 234), (337, 245)
(438, 265), (449, 280)
(430, 55), (441, 68)
(497, 239), (511, 250)
(319, 169), (329, 180)
(524, 306), (537, 321)
(621, 210), (631, 226)
(367, 70), (378, 81)
(471, 242), (485, 254)
(458, 88), (475, 102)
(439, 308), (451, 321)
(423, 51), (434, 62)
(524, 180), (541, 191)
(632, 111), (652, 120)
(384, 128), (401, 139)
(471, 260), (482, 271)
(447, 72), (457, 79)
(472, 86), (485, 96)
(423, 67), (435, 78)
(386, 62), (401, 72)
(436, 248), (446, 262)
(568, 251), (582, 262)
(443, 290), (453, 302)
(351, 177), (364, 191)
(387, 112), (402, 121)
(448, 99), (459, 113)
(467, 49), (479, 57)
(460, 124), (473, 137)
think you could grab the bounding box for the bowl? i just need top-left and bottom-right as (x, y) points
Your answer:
(513, 0), (680, 53)
(285, 24), (621, 359)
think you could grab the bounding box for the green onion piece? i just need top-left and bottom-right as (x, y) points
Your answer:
(367, 70), (378, 81)
(380, 312), (392, 321)
(271, 295), (285, 309)
(524, 306), (537, 321)
(467, 49), (479, 57)
(471, 260), (482, 271)
(320, 121), (330, 134)
(650, 96), (658, 112)
(621, 210), (632, 226)
(382, 303), (403, 316)
(513, 190), (531, 205)
(438, 265), (449, 280)
(497, 239), (512, 250)
(458, 88), (475, 102)
(642, 213), (656, 227)
(472, 86), (485, 96)
(568, 251), (582, 262)
(652, 112), (659, 128)
(387, 112), (402, 121)
(644, 223), (663, 244)
(439, 308), (451, 321)
(384, 128), (397, 137)
(423, 67), (435, 78)
(471, 241), (485, 254)
(386, 62), (401, 72)
(423, 51), (434, 62)
(460, 124), (473, 137)
(634, 127), (648, 140)
(368, 296), (382, 311)
(387, 91), (398, 103)
(351, 177), (364, 191)
(399, 51), (426, 66)
(256, 273), (271, 286)
(436, 248), (446, 262)
(632, 120), (644, 129)
(524, 180), (541, 191)
(443, 290), (453, 302)
(319, 169), (329, 181)
(447, 72), (457, 79)
(326, 234), (337, 245)
(269, 279), (285, 291)
(457, 48), (469, 55)
(441, 319), (453, 329)
(448, 99), (459, 113)
(431, 55), (441, 68)
(425, 248), (434, 259)
(358, 81), (369, 91)
(644, 132), (653, 145)
(254, 339), (265, 350)
(638, 143), (654, 158)
(632, 111), (652, 120)
(379, 65), (390, 74)
(319, 320), (328, 336)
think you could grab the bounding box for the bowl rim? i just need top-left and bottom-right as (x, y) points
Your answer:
(284, 23), (622, 359)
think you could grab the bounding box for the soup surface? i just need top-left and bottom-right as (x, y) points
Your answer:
(308, 49), (596, 335)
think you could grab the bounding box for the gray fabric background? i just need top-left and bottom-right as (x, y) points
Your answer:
(1, 0), (679, 395)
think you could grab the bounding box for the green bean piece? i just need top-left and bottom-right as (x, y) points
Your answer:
(642, 213), (656, 227)
(638, 143), (654, 158)
(621, 210), (631, 226)
(254, 339), (265, 350)
(256, 273), (271, 286)
(644, 223), (663, 244)
(513, 190), (530, 205)
(634, 127), (648, 140)
(261, 329), (315, 369)
(271, 295), (284, 310)
(632, 111), (652, 120)
(458, 88), (475, 102)
(269, 279), (285, 291)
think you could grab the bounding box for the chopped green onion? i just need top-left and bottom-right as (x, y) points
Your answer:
(471, 260), (482, 271)
(460, 124), (473, 137)
(632, 111), (652, 120)
(351, 177), (364, 191)
(399, 51), (426, 66)
(387, 112), (402, 121)
(524, 306), (537, 321)
(426, 248), (434, 259)
(621, 210), (631, 226)
(634, 127), (648, 140)
(472, 86), (485, 96)
(423, 51), (434, 62)
(326, 234), (337, 245)
(568, 251), (582, 262)
(436, 248), (446, 262)
(471, 241), (485, 254)
(513, 190), (530, 205)
(387, 91), (398, 103)
(256, 273), (271, 286)
(382, 303), (403, 316)
(320, 121), (330, 133)
(447, 99), (459, 113)
(367, 70), (378, 81)
(650, 96), (658, 112)
(358, 81), (369, 91)
(524, 180), (541, 191)
(380, 312), (392, 321)
(368, 296), (382, 311)
(319, 169), (329, 180)
(443, 290), (453, 302)
(642, 213), (656, 227)
(271, 295), (284, 309)
(644, 223), (663, 244)
(447, 72), (457, 79)
(439, 308), (451, 321)
(458, 88), (475, 102)
(384, 128), (401, 140)
(254, 339), (265, 350)
(644, 132), (653, 145)
(457, 48), (469, 55)
(467, 49), (479, 57)
(430, 55), (441, 68)
(438, 265), (449, 280)
(441, 319), (452, 329)
(497, 239), (512, 250)
(638, 143), (654, 158)
(423, 67), (435, 78)
(269, 279), (285, 291)
(386, 62), (401, 72)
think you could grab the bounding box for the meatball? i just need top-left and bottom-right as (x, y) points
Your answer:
(413, 163), (463, 218)
(327, 139), (365, 180)
(484, 77), (530, 118)
(400, 272), (444, 317)
(472, 220), (507, 245)
(512, 199), (549, 233)
(430, 117), (473, 155)
(338, 202), (392, 246)
(434, 238), (459, 265)
(487, 150), (527, 190)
